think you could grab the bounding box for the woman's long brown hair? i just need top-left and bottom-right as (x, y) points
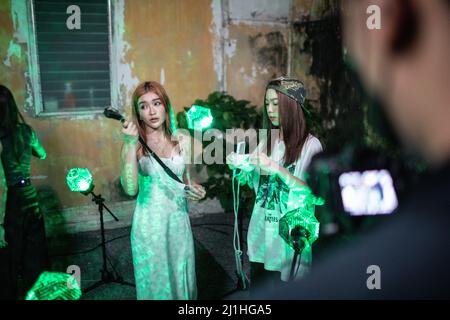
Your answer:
(263, 90), (308, 166)
(131, 81), (177, 155)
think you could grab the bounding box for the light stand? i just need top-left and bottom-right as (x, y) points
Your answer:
(288, 228), (308, 282)
(83, 189), (135, 294)
(66, 168), (135, 295)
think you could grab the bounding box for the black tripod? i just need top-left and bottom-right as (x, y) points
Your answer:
(83, 190), (135, 294)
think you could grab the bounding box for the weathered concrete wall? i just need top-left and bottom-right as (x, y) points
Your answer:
(0, 0), (225, 235)
(116, 0), (219, 113)
(223, 0), (291, 107)
(290, 0), (339, 109)
(0, 0), (324, 235)
(225, 23), (289, 107)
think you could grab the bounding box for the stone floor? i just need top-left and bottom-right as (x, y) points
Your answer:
(47, 212), (251, 300)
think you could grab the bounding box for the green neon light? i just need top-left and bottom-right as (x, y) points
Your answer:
(199, 116), (213, 129)
(25, 272), (82, 300)
(66, 168), (93, 193)
(279, 186), (323, 250)
(186, 105), (213, 130)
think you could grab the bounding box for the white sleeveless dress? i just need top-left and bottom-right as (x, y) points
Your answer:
(131, 154), (197, 300)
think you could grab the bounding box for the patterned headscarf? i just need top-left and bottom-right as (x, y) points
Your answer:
(266, 76), (310, 115)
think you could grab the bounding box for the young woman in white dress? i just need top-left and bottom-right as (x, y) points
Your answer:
(120, 81), (206, 300)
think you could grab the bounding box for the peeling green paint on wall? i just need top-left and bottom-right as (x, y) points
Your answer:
(4, 39), (21, 66)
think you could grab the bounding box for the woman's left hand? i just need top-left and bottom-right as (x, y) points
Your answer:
(185, 184), (206, 201)
(250, 152), (279, 175)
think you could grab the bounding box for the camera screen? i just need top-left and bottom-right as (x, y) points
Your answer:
(338, 169), (398, 216)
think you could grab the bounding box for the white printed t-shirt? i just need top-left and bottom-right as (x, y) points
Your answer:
(247, 134), (323, 281)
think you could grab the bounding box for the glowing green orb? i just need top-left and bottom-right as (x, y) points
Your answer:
(279, 186), (322, 250)
(186, 105), (213, 130)
(66, 168), (93, 193)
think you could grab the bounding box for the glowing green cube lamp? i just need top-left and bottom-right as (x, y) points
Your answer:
(279, 186), (323, 251)
(25, 272), (82, 300)
(66, 168), (94, 194)
(186, 105), (213, 130)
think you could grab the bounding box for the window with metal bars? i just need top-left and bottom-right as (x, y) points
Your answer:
(31, 0), (111, 114)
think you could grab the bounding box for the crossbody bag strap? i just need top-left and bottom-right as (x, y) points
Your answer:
(138, 137), (183, 184)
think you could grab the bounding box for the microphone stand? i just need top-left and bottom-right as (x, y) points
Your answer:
(83, 190), (135, 294)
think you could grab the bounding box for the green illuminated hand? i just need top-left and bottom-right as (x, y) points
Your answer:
(250, 152), (279, 175)
(185, 184), (206, 201)
(226, 152), (252, 171)
(226, 152), (240, 170)
(31, 129), (46, 160)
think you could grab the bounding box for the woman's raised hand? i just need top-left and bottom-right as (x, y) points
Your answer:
(250, 151), (279, 175)
(226, 152), (239, 170)
(122, 120), (139, 144)
(226, 152), (250, 171)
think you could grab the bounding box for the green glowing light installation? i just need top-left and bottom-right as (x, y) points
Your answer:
(186, 105), (213, 130)
(66, 168), (93, 193)
(279, 186), (323, 251)
(25, 272), (82, 300)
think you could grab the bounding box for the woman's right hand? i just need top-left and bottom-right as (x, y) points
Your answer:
(226, 152), (247, 170)
(226, 153), (252, 186)
(121, 120), (139, 144)
(226, 152), (238, 170)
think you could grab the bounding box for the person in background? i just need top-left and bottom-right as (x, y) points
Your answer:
(258, 0), (450, 299)
(0, 85), (48, 299)
(227, 77), (323, 294)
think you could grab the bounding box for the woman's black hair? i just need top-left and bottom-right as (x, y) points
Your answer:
(0, 84), (27, 159)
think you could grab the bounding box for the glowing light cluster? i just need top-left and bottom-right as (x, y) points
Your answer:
(26, 272), (82, 300)
(279, 186), (322, 251)
(66, 168), (93, 193)
(186, 105), (213, 130)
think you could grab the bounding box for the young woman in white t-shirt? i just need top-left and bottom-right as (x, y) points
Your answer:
(227, 77), (323, 292)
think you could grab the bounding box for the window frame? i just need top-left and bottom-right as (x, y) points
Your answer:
(27, 0), (117, 118)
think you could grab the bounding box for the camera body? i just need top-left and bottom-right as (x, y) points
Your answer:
(307, 145), (403, 216)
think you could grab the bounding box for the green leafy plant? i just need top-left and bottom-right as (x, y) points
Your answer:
(177, 91), (324, 214)
(177, 91), (260, 213)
